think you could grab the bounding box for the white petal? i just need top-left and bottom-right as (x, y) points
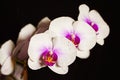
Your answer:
(53, 36), (77, 66)
(97, 38), (104, 45)
(49, 17), (74, 36)
(49, 64), (68, 74)
(78, 4), (89, 20)
(77, 50), (90, 59)
(35, 17), (51, 34)
(28, 58), (44, 70)
(28, 33), (52, 61)
(73, 21), (97, 50)
(1, 57), (14, 75)
(89, 10), (110, 40)
(0, 40), (15, 65)
(17, 24), (36, 42)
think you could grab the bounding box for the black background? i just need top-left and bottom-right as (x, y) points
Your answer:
(0, 0), (118, 80)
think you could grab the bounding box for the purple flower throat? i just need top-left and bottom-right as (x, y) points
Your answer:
(86, 19), (98, 32)
(66, 33), (80, 48)
(41, 50), (58, 66)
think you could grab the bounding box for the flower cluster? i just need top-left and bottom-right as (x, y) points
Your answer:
(0, 4), (110, 80)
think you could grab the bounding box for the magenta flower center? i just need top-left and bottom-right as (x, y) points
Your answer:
(66, 33), (80, 47)
(41, 50), (58, 66)
(86, 19), (98, 32)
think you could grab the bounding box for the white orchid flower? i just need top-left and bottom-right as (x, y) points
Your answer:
(49, 17), (97, 59)
(0, 40), (15, 75)
(27, 31), (77, 74)
(78, 4), (110, 45)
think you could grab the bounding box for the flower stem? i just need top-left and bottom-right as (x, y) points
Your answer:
(23, 60), (28, 80)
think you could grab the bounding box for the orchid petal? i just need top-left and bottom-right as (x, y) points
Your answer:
(49, 17), (74, 36)
(97, 38), (104, 45)
(78, 4), (89, 20)
(73, 21), (97, 50)
(1, 57), (14, 75)
(16, 40), (29, 60)
(37, 17), (50, 28)
(28, 58), (44, 70)
(0, 40), (15, 65)
(89, 10), (110, 36)
(35, 17), (51, 34)
(12, 41), (25, 57)
(48, 64), (68, 74)
(28, 32), (52, 61)
(53, 36), (77, 67)
(89, 10), (110, 45)
(17, 24), (36, 43)
(77, 50), (90, 59)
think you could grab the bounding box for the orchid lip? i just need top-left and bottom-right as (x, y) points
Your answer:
(85, 18), (99, 32)
(66, 33), (80, 48)
(40, 50), (58, 66)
